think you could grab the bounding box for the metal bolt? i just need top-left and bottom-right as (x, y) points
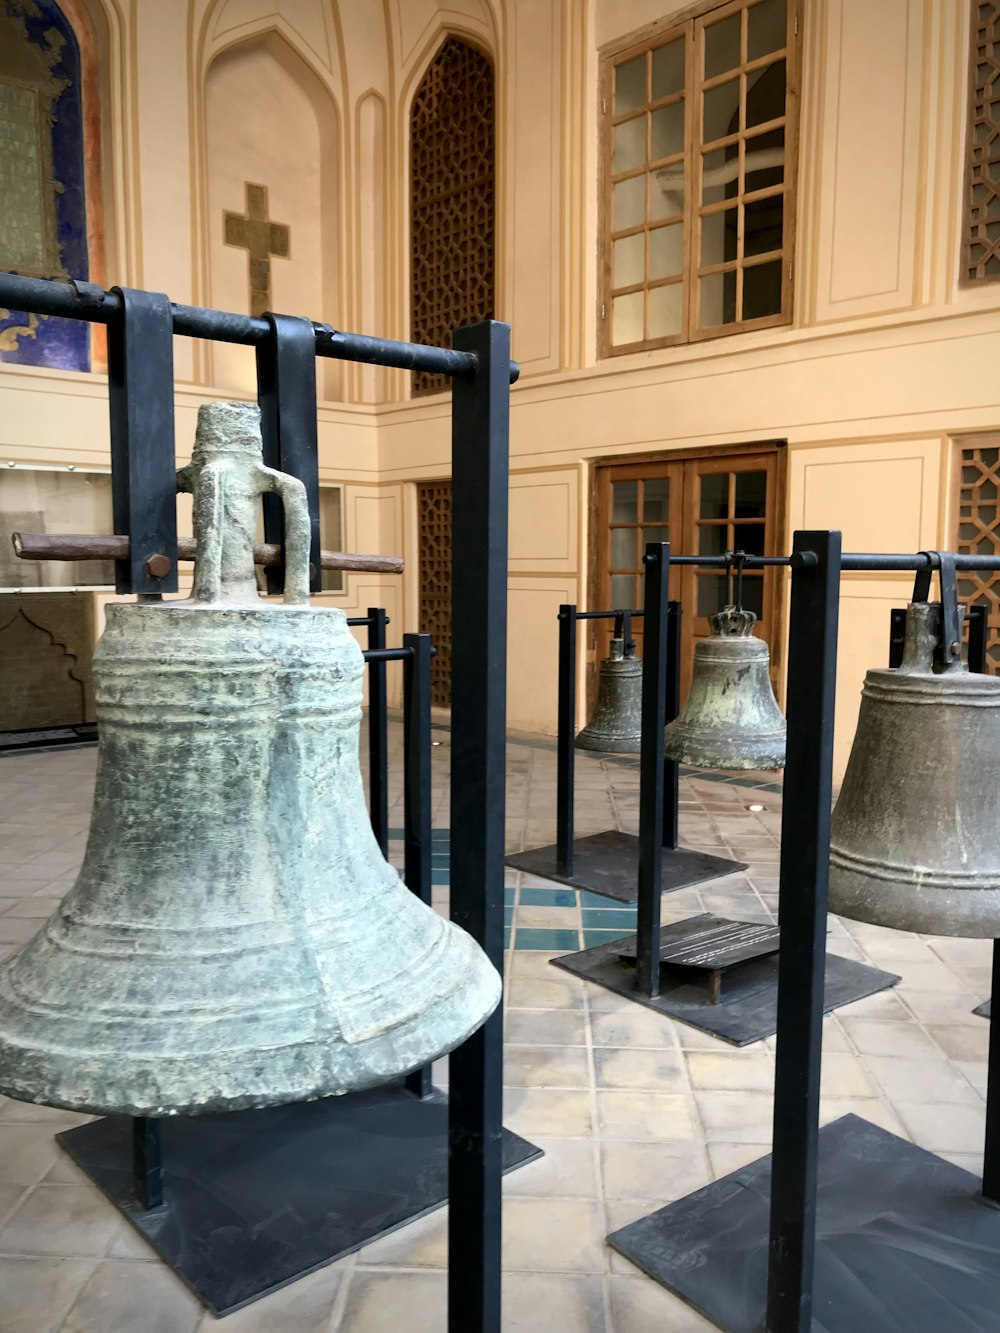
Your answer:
(951, 641), (962, 656)
(145, 553), (171, 579)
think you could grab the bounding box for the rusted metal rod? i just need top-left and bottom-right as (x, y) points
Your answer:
(12, 532), (404, 575)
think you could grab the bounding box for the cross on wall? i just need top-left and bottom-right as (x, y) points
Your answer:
(222, 182), (290, 318)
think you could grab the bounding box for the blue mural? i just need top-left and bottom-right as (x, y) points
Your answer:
(0, 0), (90, 371)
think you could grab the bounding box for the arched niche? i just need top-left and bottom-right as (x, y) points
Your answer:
(203, 30), (341, 400)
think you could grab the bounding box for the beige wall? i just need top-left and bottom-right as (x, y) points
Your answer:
(1, 0), (998, 774)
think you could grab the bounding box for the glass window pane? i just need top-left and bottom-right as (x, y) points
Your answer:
(700, 474), (729, 519)
(648, 283), (683, 339)
(649, 224), (683, 279)
(734, 471), (767, 517)
(615, 55), (647, 113)
(744, 194), (783, 256)
(741, 573), (764, 620)
(745, 127), (784, 193)
(611, 526), (636, 568)
(735, 522), (766, 556)
(611, 573), (637, 608)
(319, 487), (344, 592)
(613, 233), (645, 288)
(705, 12), (741, 80)
(643, 477), (670, 522)
(702, 146), (739, 204)
(612, 480), (638, 522)
(698, 523), (728, 555)
(742, 258), (782, 320)
(614, 115), (647, 173)
(612, 290), (644, 345)
(641, 526), (670, 551)
(652, 38), (685, 99)
(703, 77), (740, 143)
(0, 470), (115, 588)
(651, 102), (684, 161)
(747, 0), (787, 63)
(698, 573), (729, 617)
(700, 269), (737, 326)
(614, 176), (646, 230)
(701, 206), (737, 267)
(746, 60), (786, 130)
(651, 162), (684, 220)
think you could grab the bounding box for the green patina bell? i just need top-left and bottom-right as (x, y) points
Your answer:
(663, 605), (786, 772)
(0, 401), (501, 1117)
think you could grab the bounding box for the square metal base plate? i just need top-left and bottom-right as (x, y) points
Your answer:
(505, 831), (745, 904)
(609, 1113), (1000, 1333)
(57, 1083), (542, 1316)
(975, 998), (991, 1018)
(551, 921), (900, 1045)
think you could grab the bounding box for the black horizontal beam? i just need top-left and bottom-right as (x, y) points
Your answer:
(363, 646), (437, 665)
(0, 274), (520, 384)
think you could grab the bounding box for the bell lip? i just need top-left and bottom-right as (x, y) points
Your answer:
(663, 721), (785, 771)
(828, 872), (1000, 938)
(574, 728), (642, 754)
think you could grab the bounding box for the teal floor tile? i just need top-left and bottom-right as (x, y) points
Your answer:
(513, 927), (581, 952)
(519, 886), (578, 908)
(583, 928), (632, 947)
(432, 869), (450, 885)
(578, 890), (626, 910)
(504, 888), (516, 905)
(582, 908), (636, 929)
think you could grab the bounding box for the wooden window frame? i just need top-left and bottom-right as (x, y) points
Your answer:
(599, 0), (801, 357)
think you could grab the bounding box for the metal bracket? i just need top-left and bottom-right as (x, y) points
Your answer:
(915, 550), (963, 667)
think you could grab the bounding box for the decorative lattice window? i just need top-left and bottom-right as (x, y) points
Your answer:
(417, 481), (453, 706)
(410, 36), (495, 396)
(601, 0), (799, 355)
(964, 3), (1000, 281)
(957, 437), (1000, 669)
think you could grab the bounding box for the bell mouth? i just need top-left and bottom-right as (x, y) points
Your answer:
(663, 725), (785, 772)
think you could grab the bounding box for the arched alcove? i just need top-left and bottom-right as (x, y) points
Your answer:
(203, 30), (341, 399)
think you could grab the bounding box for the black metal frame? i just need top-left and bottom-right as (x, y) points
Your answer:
(0, 272), (518, 1333)
(348, 609), (391, 853)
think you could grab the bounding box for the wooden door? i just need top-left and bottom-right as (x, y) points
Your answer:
(593, 448), (784, 700)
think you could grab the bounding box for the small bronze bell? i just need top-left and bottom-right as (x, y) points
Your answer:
(575, 638), (643, 754)
(0, 401), (501, 1117)
(829, 599), (1000, 938)
(663, 606), (785, 771)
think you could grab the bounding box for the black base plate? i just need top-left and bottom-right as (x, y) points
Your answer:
(975, 998), (991, 1018)
(609, 1113), (1000, 1333)
(56, 1083), (542, 1317)
(551, 922), (899, 1045)
(505, 830), (745, 904)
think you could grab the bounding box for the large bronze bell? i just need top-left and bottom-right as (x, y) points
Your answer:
(0, 401), (501, 1117)
(575, 637), (642, 753)
(663, 606), (785, 771)
(829, 599), (1000, 937)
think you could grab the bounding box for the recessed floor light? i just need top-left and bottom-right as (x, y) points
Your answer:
(747, 803), (765, 812)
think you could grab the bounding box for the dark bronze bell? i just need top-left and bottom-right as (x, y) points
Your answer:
(575, 637), (642, 753)
(0, 402), (501, 1118)
(663, 606), (785, 771)
(829, 599), (1000, 937)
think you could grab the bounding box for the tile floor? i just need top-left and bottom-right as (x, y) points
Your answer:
(0, 724), (992, 1332)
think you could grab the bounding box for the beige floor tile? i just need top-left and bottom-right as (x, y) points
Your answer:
(694, 1091), (773, 1143)
(592, 1047), (686, 1091)
(600, 1141), (709, 1201)
(502, 1197), (605, 1273)
(819, 1052), (876, 1098)
(501, 1137), (598, 1197)
(819, 1098), (907, 1138)
(0, 1184), (119, 1258)
(62, 1258), (201, 1333)
(707, 1142), (769, 1177)
(501, 1273), (605, 1333)
(834, 989), (912, 1021)
(359, 1206), (447, 1268)
(608, 1275), (716, 1332)
(505, 1044), (591, 1089)
(505, 975), (585, 1010)
(0, 1257), (96, 1333)
(956, 1060), (988, 1097)
(337, 1270), (445, 1333)
(899, 990), (983, 1025)
(596, 1091), (694, 1141)
(925, 1023), (990, 1061)
(840, 1018), (942, 1059)
(199, 1263), (344, 1333)
(0, 1122), (65, 1189)
(589, 1009), (680, 1050)
(862, 1055), (981, 1105)
(894, 1100), (986, 1153)
(503, 1088), (594, 1138)
(686, 1050), (774, 1092)
(504, 1010), (587, 1046)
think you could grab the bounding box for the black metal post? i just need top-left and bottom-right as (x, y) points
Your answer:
(132, 1116), (163, 1210)
(766, 530), (842, 1333)
(969, 603), (988, 675)
(556, 605), (578, 875)
(403, 633), (435, 1102)
(447, 320), (510, 1333)
(635, 543), (671, 998)
(662, 601), (681, 851)
(107, 287), (178, 596)
(367, 608), (390, 856)
(256, 313), (321, 594)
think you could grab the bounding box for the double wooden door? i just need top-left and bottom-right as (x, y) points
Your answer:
(593, 448), (784, 700)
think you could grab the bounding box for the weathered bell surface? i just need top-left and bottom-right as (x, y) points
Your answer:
(663, 606), (785, 771)
(575, 638), (643, 753)
(0, 401), (501, 1117)
(829, 600), (1000, 938)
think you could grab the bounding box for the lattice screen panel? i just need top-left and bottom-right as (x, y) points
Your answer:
(417, 481), (453, 707)
(965, 3), (1000, 281)
(957, 440), (1000, 669)
(410, 37), (495, 396)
